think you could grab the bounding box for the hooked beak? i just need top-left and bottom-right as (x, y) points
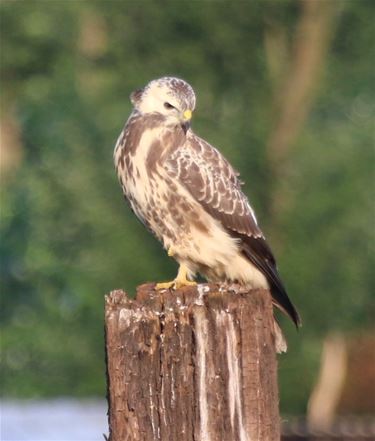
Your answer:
(181, 121), (191, 134)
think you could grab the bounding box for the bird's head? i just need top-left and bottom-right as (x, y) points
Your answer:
(130, 77), (196, 132)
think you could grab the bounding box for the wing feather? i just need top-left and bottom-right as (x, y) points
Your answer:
(167, 134), (262, 237)
(166, 132), (301, 327)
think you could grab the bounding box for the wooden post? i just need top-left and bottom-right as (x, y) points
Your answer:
(105, 283), (280, 441)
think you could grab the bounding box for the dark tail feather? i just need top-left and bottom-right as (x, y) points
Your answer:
(270, 285), (302, 328)
(237, 234), (302, 328)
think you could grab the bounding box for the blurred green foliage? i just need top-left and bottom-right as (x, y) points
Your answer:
(0, 1), (373, 414)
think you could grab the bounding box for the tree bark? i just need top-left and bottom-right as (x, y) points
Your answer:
(105, 283), (280, 441)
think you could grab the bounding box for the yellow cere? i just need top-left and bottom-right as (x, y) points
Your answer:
(183, 109), (192, 120)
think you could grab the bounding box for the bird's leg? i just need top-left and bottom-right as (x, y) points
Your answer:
(155, 247), (177, 289)
(174, 264), (197, 289)
(156, 263), (197, 290)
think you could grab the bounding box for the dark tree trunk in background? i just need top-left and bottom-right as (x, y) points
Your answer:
(264, 0), (339, 240)
(105, 283), (280, 441)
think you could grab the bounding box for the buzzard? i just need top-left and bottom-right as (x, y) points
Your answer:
(114, 77), (301, 345)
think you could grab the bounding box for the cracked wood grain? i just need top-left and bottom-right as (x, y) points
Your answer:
(105, 284), (280, 441)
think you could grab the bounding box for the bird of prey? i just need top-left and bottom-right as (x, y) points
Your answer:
(114, 76), (301, 343)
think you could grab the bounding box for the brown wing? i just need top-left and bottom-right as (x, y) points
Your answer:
(166, 132), (301, 327)
(166, 133), (263, 237)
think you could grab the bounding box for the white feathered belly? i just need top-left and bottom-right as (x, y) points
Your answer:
(174, 195), (269, 289)
(147, 173), (269, 290)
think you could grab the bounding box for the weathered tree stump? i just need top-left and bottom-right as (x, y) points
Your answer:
(105, 283), (280, 441)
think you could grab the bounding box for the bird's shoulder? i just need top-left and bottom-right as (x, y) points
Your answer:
(167, 130), (241, 186)
(165, 130), (263, 238)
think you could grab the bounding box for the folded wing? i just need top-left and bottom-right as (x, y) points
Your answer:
(166, 133), (301, 327)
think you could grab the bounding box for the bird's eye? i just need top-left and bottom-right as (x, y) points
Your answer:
(164, 102), (175, 110)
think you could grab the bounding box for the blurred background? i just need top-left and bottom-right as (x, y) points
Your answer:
(1, 0), (374, 439)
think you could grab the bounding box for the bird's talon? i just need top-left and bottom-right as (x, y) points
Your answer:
(156, 281), (175, 290)
(155, 279), (197, 290)
(174, 280), (197, 289)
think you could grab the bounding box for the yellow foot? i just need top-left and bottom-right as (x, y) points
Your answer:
(174, 279), (197, 289)
(156, 280), (175, 290)
(155, 279), (197, 290)
(155, 264), (197, 290)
